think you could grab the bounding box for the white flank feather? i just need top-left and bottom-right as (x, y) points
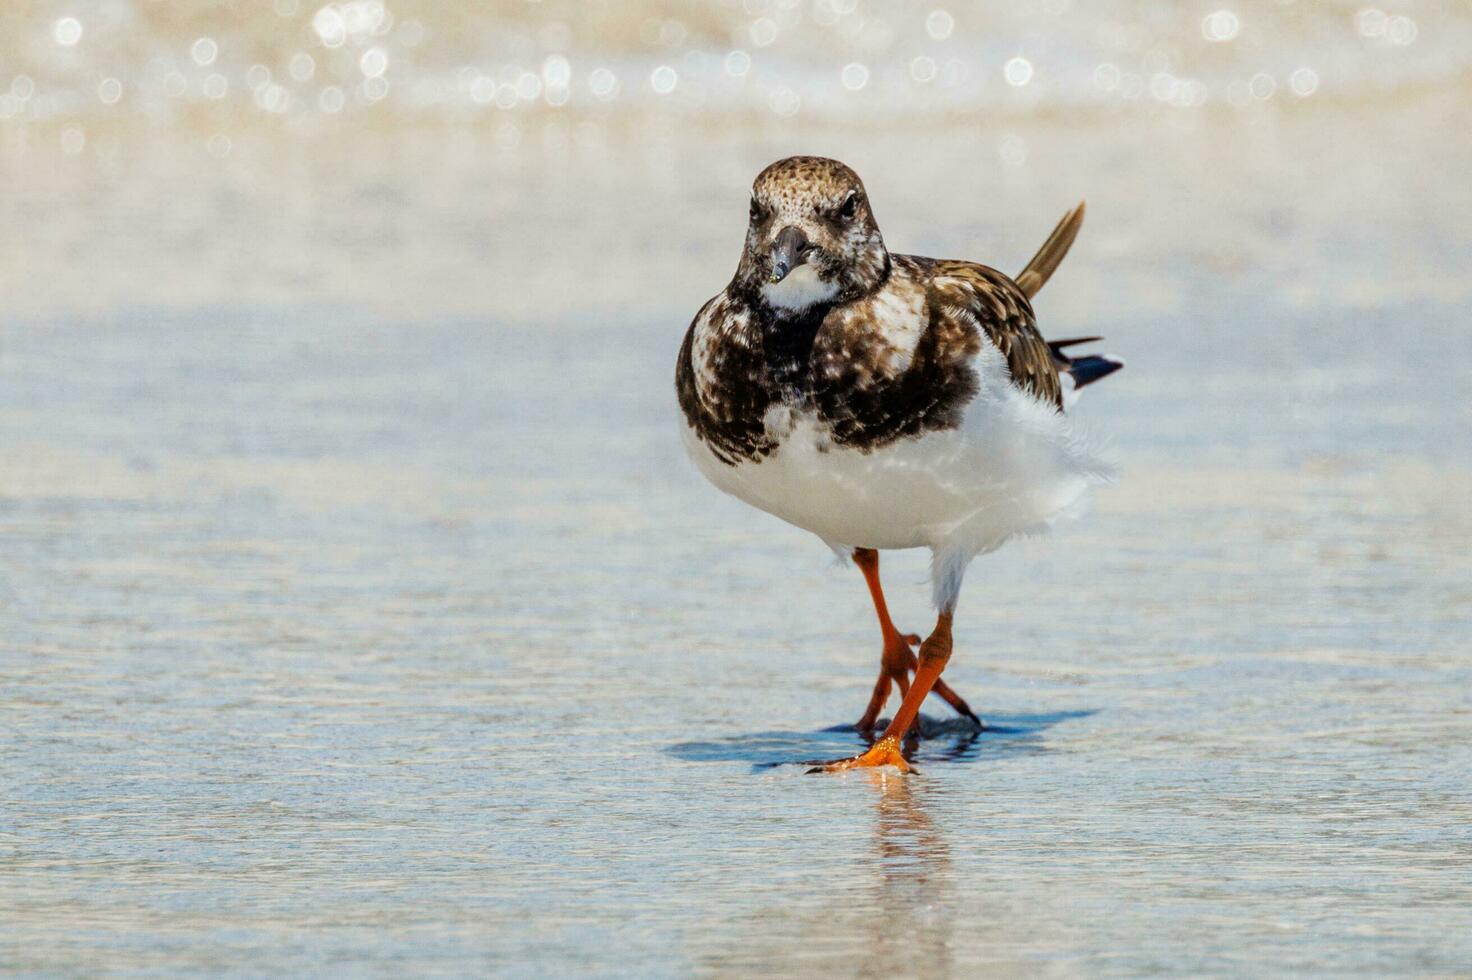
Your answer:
(682, 336), (1113, 610)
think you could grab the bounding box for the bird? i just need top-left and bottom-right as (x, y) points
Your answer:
(675, 156), (1121, 773)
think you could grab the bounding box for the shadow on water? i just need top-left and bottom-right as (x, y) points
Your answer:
(666, 710), (1095, 772)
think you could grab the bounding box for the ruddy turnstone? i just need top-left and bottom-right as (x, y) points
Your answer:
(675, 156), (1121, 772)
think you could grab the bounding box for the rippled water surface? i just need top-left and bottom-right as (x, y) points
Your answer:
(6, 299), (1471, 974)
(4, 1), (1472, 976)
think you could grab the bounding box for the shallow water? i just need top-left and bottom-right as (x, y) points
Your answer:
(5, 1), (1472, 975)
(5, 293), (1471, 974)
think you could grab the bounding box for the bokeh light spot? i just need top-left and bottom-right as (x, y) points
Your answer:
(840, 63), (869, 91)
(651, 65), (678, 94)
(1386, 16), (1417, 45)
(53, 17), (83, 47)
(515, 72), (542, 102)
(588, 68), (618, 100)
(191, 37), (218, 67)
(1201, 10), (1240, 43)
(543, 55), (571, 88)
(769, 85), (800, 117)
(1356, 8), (1386, 38)
(360, 48), (388, 78)
(290, 52), (317, 82)
(313, 6), (347, 48)
(925, 10), (955, 41)
(1289, 67), (1319, 96)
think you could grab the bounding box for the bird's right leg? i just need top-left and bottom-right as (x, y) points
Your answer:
(852, 547), (920, 731)
(852, 548), (980, 732)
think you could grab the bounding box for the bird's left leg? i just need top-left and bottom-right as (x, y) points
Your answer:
(852, 548), (980, 732)
(814, 610), (958, 774)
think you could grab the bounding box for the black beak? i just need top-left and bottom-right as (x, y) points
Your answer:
(768, 225), (810, 284)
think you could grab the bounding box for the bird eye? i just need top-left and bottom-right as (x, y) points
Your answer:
(838, 192), (859, 220)
(749, 197), (763, 221)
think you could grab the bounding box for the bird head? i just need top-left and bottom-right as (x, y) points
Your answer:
(736, 156), (889, 314)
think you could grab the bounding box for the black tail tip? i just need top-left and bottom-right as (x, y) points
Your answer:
(1066, 355), (1124, 389)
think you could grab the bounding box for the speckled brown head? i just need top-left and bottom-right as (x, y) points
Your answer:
(734, 156), (889, 314)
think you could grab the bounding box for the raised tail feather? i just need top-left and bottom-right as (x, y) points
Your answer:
(1016, 201), (1085, 300)
(1018, 205), (1123, 393)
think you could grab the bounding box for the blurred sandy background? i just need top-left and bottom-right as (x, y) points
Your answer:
(2, 0), (1469, 322)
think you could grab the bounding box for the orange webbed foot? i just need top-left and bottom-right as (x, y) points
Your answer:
(807, 735), (915, 775)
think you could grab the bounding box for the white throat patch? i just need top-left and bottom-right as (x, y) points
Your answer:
(760, 264), (840, 312)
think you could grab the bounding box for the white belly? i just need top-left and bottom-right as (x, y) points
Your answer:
(681, 344), (1111, 556)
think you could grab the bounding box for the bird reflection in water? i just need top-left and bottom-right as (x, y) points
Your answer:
(855, 769), (956, 979)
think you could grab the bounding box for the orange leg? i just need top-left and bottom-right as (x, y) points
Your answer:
(852, 548), (980, 732)
(814, 611), (957, 774)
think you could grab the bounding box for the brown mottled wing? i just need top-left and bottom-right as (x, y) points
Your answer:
(926, 260), (1063, 410)
(675, 294), (779, 465)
